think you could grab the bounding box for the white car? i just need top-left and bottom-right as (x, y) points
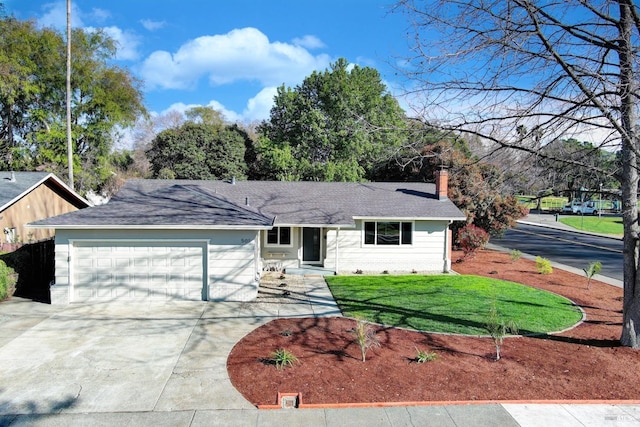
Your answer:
(561, 200), (599, 215)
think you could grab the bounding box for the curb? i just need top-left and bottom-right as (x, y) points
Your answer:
(257, 392), (640, 409)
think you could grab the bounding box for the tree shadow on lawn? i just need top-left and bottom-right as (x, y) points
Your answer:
(334, 296), (571, 337)
(335, 297), (489, 334)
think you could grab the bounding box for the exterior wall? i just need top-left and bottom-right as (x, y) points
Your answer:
(260, 227), (301, 270)
(51, 228), (260, 304)
(323, 220), (452, 274)
(1, 181), (85, 244)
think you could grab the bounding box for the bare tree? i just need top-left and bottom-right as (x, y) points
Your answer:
(395, 0), (640, 347)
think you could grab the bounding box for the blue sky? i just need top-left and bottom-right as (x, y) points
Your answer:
(5, 0), (411, 123)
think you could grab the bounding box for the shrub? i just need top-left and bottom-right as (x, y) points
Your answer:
(535, 256), (553, 274)
(457, 224), (490, 258)
(584, 261), (602, 289)
(414, 347), (438, 363)
(271, 348), (299, 370)
(509, 249), (522, 263)
(351, 317), (380, 362)
(0, 260), (16, 301)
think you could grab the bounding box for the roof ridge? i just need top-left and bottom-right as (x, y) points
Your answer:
(174, 184), (274, 225)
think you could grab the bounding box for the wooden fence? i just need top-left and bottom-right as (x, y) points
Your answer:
(0, 239), (55, 303)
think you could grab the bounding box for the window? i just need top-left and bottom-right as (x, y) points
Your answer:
(266, 227), (292, 245)
(363, 221), (412, 245)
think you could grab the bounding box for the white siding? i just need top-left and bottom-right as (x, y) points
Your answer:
(324, 220), (451, 274)
(260, 227), (300, 270)
(51, 229), (260, 304)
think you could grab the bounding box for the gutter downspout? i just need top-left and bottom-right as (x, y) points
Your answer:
(444, 220), (452, 272)
(334, 228), (340, 274)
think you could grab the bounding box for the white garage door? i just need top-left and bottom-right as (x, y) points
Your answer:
(72, 241), (205, 302)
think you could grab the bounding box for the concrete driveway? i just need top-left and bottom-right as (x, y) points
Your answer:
(0, 298), (257, 415)
(0, 275), (340, 419)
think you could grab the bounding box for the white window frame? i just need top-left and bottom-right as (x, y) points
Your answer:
(363, 221), (414, 246)
(265, 227), (293, 247)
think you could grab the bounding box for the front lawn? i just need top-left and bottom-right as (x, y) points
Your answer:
(325, 275), (582, 335)
(559, 215), (623, 236)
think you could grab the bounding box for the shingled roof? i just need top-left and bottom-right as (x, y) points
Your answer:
(0, 171), (90, 212)
(30, 179), (466, 229)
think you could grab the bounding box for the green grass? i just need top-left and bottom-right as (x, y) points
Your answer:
(559, 215), (623, 235)
(325, 275), (582, 335)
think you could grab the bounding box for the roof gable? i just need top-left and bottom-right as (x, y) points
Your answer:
(0, 171), (90, 212)
(30, 184), (273, 228)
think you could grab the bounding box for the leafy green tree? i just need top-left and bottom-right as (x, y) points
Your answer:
(147, 120), (249, 180)
(0, 16), (145, 194)
(538, 138), (620, 201)
(256, 58), (407, 181)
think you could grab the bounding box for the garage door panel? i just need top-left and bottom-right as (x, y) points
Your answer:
(73, 242), (205, 302)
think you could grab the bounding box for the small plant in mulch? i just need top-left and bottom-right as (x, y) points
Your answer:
(584, 261), (602, 289)
(279, 329), (293, 337)
(509, 249), (522, 263)
(271, 348), (299, 370)
(485, 303), (518, 361)
(350, 317), (380, 362)
(413, 347), (438, 363)
(535, 256), (553, 274)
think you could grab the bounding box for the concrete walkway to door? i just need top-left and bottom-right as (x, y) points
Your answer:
(1, 275), (639, 426)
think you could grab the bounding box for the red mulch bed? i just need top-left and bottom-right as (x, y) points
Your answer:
(227, 250), (640, 406)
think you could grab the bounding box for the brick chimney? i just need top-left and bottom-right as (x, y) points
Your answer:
(435, 167), (448, 200)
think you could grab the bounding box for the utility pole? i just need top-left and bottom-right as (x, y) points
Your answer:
(66, 0), (74, 189)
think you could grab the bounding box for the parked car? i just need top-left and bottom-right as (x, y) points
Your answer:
(561, 200), (581, 214)
(561, 200), (600, 215)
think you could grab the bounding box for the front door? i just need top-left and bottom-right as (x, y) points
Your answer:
(302, 227), (321, 264)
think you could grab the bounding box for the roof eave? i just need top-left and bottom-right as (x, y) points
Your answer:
(26, 224), (273, 230)
(0, 173), (91, 212)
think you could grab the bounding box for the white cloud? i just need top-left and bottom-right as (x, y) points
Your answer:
(140, 19), (166, 31)
(35, 2), (139, 61)
(242, 87), (278, 122)
(90, 8), (111, 23)
(161, 101), (242, 123)
(98, 26), (141, 61)
(37, 1), (83, 28)
(36, 1), (111, 29)
(160, 86), (278, 125)
(292, 35), (326, 49)
(139, 27), (331, 91)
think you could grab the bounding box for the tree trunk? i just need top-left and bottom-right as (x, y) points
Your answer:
(618, 0), (640, 348)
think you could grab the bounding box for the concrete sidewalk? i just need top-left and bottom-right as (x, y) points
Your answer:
(0, 276), (639, 426)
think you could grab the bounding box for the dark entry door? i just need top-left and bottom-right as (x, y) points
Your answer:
(302, 228), (321, 263)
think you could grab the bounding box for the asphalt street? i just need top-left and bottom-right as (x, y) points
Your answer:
(491, 222), (623, 281)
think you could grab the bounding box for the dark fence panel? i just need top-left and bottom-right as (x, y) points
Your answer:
(0, 239), (54, 303)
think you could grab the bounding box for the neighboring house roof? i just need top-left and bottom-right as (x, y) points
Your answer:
(0, 171), (91, 212)
(30, 179), (466, 229)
